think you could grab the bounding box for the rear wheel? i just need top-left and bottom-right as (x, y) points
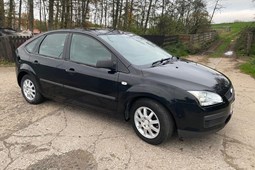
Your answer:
(21, 75), (44, 104)
(131, 99), (174, 145)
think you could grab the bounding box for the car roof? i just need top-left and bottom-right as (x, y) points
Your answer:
(44, 29), (129, 36)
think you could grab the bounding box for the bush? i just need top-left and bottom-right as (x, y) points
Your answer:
(187, 43), (202, 54)
(240, 57), (255, 78)
(163, 42), (189, 57)
(235, 27), (255, 56)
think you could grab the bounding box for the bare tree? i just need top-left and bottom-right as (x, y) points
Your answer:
(144, 0), (153, 32)
(0, 0), (212, 35)
(210, 0), (224, 23)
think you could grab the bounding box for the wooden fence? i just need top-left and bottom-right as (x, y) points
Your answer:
(142, 35), (178, 46)
(179, 31), (217, 46)
(0, 36), (31, 62)
(246, 31), (254, 56)
(143, 31), (217, 47)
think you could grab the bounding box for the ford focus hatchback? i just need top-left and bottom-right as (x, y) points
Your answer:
(15, 29), (235, 145)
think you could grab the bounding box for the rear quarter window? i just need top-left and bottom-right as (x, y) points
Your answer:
(25, 36), (43, 53)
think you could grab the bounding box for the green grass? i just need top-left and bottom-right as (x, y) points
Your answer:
(0, 60), (15, 66)
(240, 57), (255, 78)
(211, 22), (255, 57)
(163, 42), (189, 57)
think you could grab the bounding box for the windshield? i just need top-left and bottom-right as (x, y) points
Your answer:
(99, 34), (172, 66)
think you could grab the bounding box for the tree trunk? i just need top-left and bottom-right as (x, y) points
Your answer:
(94, 0), (98, 24)
(28, 0), (34, 33)
(39, 0), (42, 31)
(210, 0), (220, 23)
(7, 0), (14, 28)
(55, 0), (60, 29)
(124, 0), (128, 30)
(43, 0), (47, 29)
(113, 0), (120, 29)
(49, 0), (54, 30)
(112, 0), (115, 28)
(83, 0), (90, 27)
(81, 0), (85, 27)
(70, 0), (73, 27)
(140, 0), (146, 28)
(0, 0), (4, 27)
(104, 0), (108, 27)
(65, 0), (70, 28)
(77, 0), (81, 26)
(128, 0), (134, 29)
(144, 0), (153, 32)
(118, 0), (123, 29)
(18, 0), (22, 31)
(100, 0), (104, 26)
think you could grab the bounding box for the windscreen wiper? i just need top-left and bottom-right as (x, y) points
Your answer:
(152, 57), (171, 67)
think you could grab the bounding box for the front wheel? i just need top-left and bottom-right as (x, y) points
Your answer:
(131, 99), (174, 145)
(21, 75), (44, 104)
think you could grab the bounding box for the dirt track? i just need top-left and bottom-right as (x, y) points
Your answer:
(0, 56), (255, 170)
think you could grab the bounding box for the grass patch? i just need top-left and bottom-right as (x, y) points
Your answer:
(211, 22), (255, 57)
(0, 60), (15, 66)
(163, 42), (189, 57)
(240, 57), (255, 78)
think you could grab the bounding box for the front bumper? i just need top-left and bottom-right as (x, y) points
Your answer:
(175, 88), (235, 138)
(178, 113), (233, 137)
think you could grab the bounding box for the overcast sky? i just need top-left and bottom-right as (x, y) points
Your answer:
(207, 0), (255, 23)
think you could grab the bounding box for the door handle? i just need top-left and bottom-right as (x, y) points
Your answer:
(34, 60), (39, 64)
(65, 68), (76, 73)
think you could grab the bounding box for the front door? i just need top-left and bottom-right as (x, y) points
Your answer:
(62, 33), (119, 111)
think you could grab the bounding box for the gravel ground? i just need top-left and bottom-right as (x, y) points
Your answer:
(0, 56), (255, 170)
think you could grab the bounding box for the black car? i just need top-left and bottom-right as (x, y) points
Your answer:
(15, 29), (235, 145)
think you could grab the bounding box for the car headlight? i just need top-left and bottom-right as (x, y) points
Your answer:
(188, 91), (223, 106)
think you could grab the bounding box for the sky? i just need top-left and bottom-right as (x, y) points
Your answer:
(207, 0), (255, 23)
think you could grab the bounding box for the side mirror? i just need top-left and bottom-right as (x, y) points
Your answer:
(96, 59), (116, 70)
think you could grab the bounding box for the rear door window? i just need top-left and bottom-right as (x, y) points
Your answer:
(39, 33), (68, 58)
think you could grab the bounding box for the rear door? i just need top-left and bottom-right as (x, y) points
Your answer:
(29, 32), (69, 98)
(62, 33), (119, 111)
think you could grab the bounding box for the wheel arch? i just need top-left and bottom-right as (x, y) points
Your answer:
(18, 71), (28, 86)
(17, 63), (37, 87)
(125, 95), (178, 131)
(120, 84), (178, 127)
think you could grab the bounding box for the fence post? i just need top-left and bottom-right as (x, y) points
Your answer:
(247, 31), (253, 56)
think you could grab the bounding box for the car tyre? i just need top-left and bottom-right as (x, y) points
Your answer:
(21, 75), (44, 104)
(131, 99), (174, 145)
